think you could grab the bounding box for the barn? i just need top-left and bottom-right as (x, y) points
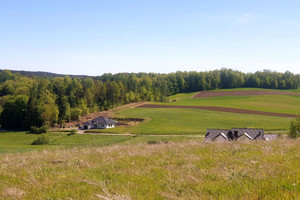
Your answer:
(82, 116), (118, 130)
(205, 128), (265, 142)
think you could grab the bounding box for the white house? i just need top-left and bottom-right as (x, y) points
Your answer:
(82, 116), (117, 130)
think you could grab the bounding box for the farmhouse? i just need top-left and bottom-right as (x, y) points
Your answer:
(205, 128), (265, 142)
(82, 116), (117, 130)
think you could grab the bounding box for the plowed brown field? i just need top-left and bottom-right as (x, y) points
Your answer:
(193, 90), (300, 98)
(137, 104), (296, 118)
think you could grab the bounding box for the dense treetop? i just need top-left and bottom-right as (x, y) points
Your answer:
(0, 69), (299, 130)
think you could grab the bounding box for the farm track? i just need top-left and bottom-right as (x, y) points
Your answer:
(137, 104), (296, 118)
(75, 131), (205, 137)
(193, 90), (300, 98)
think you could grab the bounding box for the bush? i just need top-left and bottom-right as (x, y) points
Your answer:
(67, 129), (78, 136)
(48, 129), (75, 133)
(147, 140), (158, 145)
(289, 117), (300, 138)
(39, 125), (48, 133)
(31, 134), (50, 145)
(29, 125), (48, 134)
(161, 139), (168, 144)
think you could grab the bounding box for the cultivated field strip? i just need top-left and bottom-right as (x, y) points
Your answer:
(193, 90), (300, 98)
(138, 104), (296, 118)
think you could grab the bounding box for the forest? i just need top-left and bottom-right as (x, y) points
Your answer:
(0, 68), (299, 130)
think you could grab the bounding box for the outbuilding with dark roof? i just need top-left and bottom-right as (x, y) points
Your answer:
(205, 128), (265, 142)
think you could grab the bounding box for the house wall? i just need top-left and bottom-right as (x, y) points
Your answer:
(96, 123), (115, 129)
(80, 121), (115, 130)
(82, 125), (90, 130)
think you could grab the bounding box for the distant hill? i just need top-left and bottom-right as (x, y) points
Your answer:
(0, 69), (91, 78)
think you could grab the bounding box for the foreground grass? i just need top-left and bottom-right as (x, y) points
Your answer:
(116, 108), (291, 135)
(0, 139), (299, 199)
(0, 131), (202, 153)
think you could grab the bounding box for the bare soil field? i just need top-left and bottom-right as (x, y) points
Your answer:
(138, 104), (296, 118)
(193, 90), (300, 98)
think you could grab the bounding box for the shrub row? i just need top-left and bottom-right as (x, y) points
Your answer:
(29, 126), (48, 134)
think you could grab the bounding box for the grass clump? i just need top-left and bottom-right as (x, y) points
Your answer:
(67, 129), (78, 136)
(31, 134), (50, 145)
(147, 139), (168, 145)
(147, 140), (159, 144)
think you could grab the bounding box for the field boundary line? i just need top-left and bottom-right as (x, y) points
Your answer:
(193, 90), (300, 98)
(137, 104), (297, 118)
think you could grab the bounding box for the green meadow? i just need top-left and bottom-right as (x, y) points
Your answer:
(108, 88), (298, 135)
(1, 139), (300, 199)
(1, 88), (300, 199)
(1, 88), (296, 153)
(115, 108), (291, 135)
(0, 131), (202, 153)
(160, 88), (300, 115)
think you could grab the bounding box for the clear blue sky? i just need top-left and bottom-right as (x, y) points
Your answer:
(1, 0), (300, 75)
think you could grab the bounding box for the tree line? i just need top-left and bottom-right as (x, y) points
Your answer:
(0, 68), (299, 130)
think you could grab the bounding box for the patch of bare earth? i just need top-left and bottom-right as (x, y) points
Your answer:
(193, 90), (300, 98)
(64, 102), (147, 127)
(137, 104), (296, 118)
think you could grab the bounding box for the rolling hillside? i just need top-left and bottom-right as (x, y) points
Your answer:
(109, 88), (298, 135)
(1, 88), (300, 199)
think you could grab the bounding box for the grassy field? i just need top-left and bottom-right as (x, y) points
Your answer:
(115, 108), (292, 135)
(0, 131), (202, 153)
(0, 88), (300, 199)
(0, 139), (299, 199)
(81, 88), (297, 135)
(213, 88), (300, 92)
(161, 88), (300, 115)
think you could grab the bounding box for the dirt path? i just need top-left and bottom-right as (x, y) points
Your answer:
(193, 90), (300, 98)
(76, 131), (204, 137)
(137, 104), (296, 118)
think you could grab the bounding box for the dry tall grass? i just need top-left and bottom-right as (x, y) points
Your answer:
(0, 139), (300, 199)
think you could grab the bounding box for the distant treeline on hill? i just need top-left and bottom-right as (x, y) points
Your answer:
(0, 69), (91, 78)
(0, 68), (299, 130)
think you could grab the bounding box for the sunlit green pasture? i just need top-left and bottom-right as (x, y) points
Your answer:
(161, 88), (300, 115)
(1, 139), (300, 199)
(116, 108), (291, 135)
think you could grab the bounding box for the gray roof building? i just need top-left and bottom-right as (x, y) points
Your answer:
(205, 128), (265, 142)
(205, 129), (230, 141)
(83, 116), (117, 125)
(82, 116), (118, 129)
